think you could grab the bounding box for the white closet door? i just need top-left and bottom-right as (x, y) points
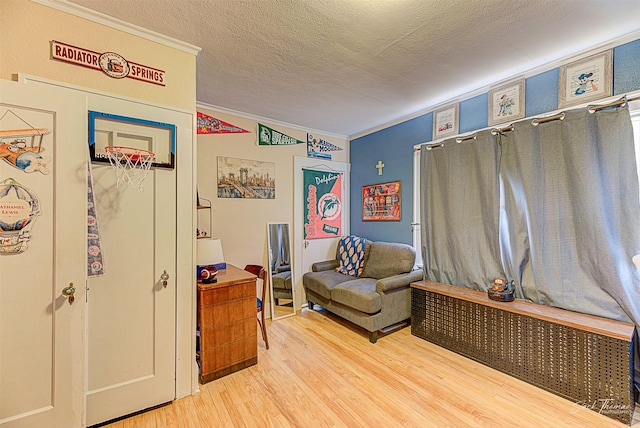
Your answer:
(84, 95), (179, 426)
(0, 80), (86, 427)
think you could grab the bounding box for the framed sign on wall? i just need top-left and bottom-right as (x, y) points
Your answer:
(558, 50), (613, 108)
(488, 79), (525, 126)
(433, 103), (459, 140)
(362, 180), (401, 221)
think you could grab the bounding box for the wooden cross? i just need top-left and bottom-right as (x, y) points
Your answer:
(376, 160), (384, 175)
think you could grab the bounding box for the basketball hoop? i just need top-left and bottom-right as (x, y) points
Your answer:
(104, 146), (155, 191)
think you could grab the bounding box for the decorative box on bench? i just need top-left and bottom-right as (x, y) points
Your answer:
(410, 280), (637, 425)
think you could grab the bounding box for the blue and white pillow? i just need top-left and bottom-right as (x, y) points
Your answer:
(336, 235), (366, 277)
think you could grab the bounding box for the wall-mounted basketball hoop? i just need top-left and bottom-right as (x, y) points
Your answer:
(105, 146), (155, 191)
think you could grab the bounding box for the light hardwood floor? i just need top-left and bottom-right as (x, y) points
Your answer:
(104, 307), (639, 428)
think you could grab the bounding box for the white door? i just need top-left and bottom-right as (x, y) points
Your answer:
(293, 156), (350, 308)
(0, 80), (86, 427)
(84, 95), (178, 426)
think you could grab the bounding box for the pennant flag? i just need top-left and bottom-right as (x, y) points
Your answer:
(257, 123), (305, 145)
(197, 111), (249, 134)
(307, 133), (343, 159)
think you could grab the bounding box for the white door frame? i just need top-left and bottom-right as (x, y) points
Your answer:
(293, 156), (350, 309)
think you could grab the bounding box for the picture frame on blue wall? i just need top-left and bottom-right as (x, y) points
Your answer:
(488, 79), (525, 126)
(558, 49), (612, 108)
(433, 103), (459, 140)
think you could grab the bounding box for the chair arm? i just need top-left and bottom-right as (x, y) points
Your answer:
(376, 270), (424, 293)
(311, 260), (339, 272)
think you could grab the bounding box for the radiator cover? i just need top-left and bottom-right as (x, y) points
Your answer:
(411, 282), (636, 425)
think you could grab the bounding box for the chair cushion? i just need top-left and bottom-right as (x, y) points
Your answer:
(303, 270), (353, 300)
(331, 278), (381, 314)
(360, 242), (416, 279)
(272, 271), (292, 289)
(335, 235), (366, 277)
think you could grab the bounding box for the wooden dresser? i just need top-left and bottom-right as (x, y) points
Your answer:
(197, 265), (257, 383)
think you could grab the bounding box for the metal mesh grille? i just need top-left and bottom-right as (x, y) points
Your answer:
(411, 288), (634, 425)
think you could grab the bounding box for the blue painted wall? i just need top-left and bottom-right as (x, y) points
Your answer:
(350, 38), (640, 244)
(350, 114), (431, 243)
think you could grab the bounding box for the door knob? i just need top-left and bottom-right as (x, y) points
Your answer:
(160, 270), (170, 288)
(62, 283), (76, 304)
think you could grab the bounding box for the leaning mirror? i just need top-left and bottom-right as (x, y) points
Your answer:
(267, 222), (295, 320)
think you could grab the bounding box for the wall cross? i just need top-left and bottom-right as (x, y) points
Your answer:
(376, 160), (384, 175)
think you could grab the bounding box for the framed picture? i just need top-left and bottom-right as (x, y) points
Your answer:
(488, 79), (525, 126)
(362, 181), (401, 221)
(558, 50), (612, 108)
(88, 111), (176, 169)
(217, 156), (275, 199)
(433, 103), (459, 140)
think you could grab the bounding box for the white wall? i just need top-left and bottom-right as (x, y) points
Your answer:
(196, 106), (348, 312)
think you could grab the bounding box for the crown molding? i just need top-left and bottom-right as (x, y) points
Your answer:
(351, 28), (640, 141)
(196, 101), (349, 141)
(31, 0), (202, 56)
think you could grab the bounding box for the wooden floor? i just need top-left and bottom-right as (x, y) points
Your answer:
(105, 307), (639, 428)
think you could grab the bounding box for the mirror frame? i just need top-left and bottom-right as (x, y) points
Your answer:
(267, 222), (296, 321)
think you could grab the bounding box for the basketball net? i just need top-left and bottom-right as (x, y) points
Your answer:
(105, 146), (155, 191)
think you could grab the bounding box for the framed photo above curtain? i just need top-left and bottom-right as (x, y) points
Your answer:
(558, 49), (612, 108)
(488, 79), (525, 126)
(433, 103), (459, 140)
(362, 180), (401, 221)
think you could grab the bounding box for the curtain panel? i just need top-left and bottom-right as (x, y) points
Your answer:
(421, 105), (640, 326)
(420, 130), (505, 290)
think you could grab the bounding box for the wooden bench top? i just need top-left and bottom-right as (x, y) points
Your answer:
(411, 280), (635, 342)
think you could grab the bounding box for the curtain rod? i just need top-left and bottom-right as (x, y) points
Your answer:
(414, 95), (640, 152)
(456, 134), (477, 143)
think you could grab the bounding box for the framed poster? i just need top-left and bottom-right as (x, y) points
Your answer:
(488, 79), (525, 126)
(88, 111), (176, 169)
(217, 156), (275, 199)
(303, 169), (343, 239)
(433, 103), (459, 140)
(362, 180), (401, 221)
(558, 50), (612, 108)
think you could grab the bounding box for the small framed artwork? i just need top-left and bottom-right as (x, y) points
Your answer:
(558, 50), (612, 108)
(88, 111), (176, 169)
(362, 180), (401, 221)
(488, 79), (525, 126)
(433, 103), (459, 140)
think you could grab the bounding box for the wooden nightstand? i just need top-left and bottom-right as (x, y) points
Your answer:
(197, 265), (257, 383)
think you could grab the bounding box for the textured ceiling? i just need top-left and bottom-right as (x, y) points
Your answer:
(67, 0), (640, 138)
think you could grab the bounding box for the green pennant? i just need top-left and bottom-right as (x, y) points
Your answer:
(257, 123), (305, 145)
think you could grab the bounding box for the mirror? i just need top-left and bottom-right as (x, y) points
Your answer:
(267, 222), (295, 320)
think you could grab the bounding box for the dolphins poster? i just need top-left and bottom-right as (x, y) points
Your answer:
(303, 169), (342, 239)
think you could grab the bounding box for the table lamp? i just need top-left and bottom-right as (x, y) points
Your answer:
(197, 238), (226, 280)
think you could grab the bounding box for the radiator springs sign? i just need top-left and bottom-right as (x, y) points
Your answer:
(51, 40), (165, 86)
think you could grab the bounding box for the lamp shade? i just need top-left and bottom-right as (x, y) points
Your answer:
(197, 238), (225, 269)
